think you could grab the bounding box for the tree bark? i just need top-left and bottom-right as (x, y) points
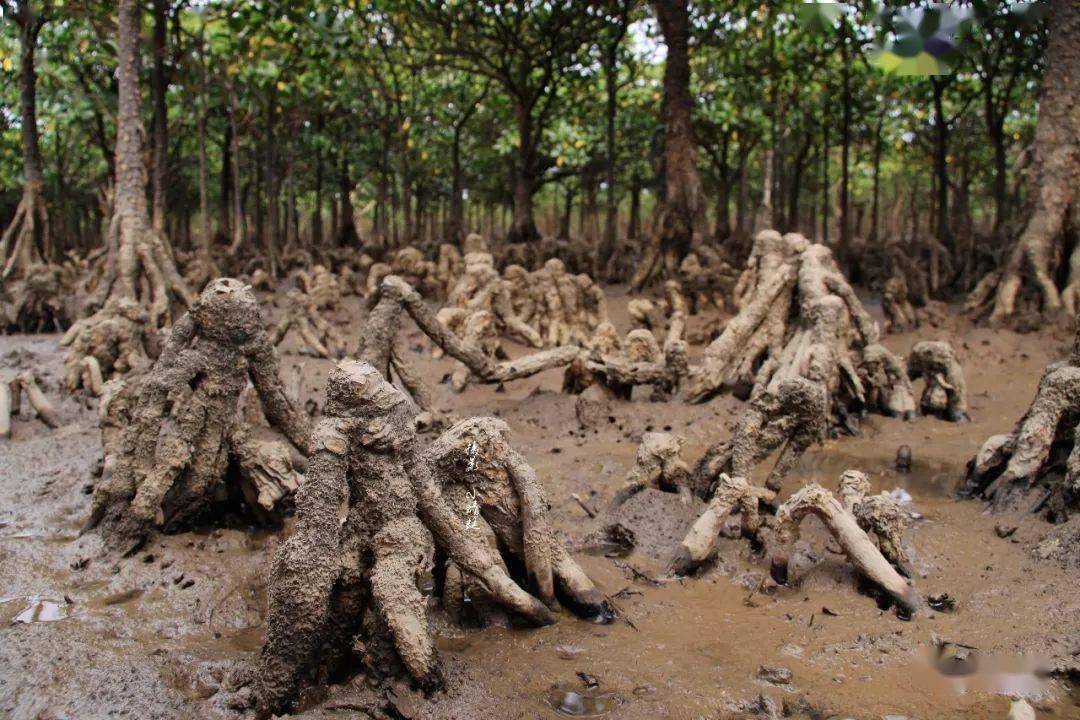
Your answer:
(984, 0), (1080, 321)
(508, 102), (541, 245)
(646, 0), (702, 271)
(195, 28), (211, 265)
(339, 151), (358, 247)
(0, 0), (48, 276)
(931, 78), (950, 247)
(150, 0), (169, 235)
(628, 170), (642, 240)
(838, 17), (852, 256)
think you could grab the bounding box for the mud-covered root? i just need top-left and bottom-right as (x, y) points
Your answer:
(60, 296), (151, 390)
(769, 481), (919, 615)
(666, 474), (774, 576)
(85, 278), (310, 551)
(294, 264), (342, 310)
(271, 288), (347, 359)
(436, 243), (463, 297)
(963, 336), (1080, 516)
(440, 253), (542, 351)
(367, 275), (580, 394)
(0, 379), (10, 439)
(685, 232), (915, 433)
(857, 344), (917, 423)
(425, 416), (612, 622)
(693, 377), (826, 499)
(837, 470), (913, 577)
(370, 517), (440, 685)
(0, 262), (71, 333)
(3, 371), (62, 430)
(230, 422), (302, 515)
(882, 273), (918, 333)
(569, 327), (688, 403)
(907, 340), (969, 422)
(77, 356), (105, 397)
(609, 432), (693, 511)
(391, 246), (440, 298)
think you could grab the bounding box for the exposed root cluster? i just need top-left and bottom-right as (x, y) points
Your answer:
(769, 474), (918, 615)
(1, 369), (62, 438)
(0, 262), (72, 333)
(686, 230), (915, 433)
(437, 252), (542, 355)
(271, 289), (347, 359)
(693, 377), (826, 498)
(83, 279), (311, 552)
(881, 251), (947, 334)
(964, 329), (1080, 518)
(295, 264), (342, 311)
(60, 296), (151, 392)
(563, 323), (689, 404)
(255, 362), (603, 715)
(907, 340), (968, 421)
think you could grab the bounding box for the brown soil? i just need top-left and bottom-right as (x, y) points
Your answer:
(1, 286), (1078, 720)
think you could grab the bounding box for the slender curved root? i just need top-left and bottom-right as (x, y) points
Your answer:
(769, 481), (919, 615)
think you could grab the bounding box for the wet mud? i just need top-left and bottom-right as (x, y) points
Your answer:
(0, 288), (1078, 719)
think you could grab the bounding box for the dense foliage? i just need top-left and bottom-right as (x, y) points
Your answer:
(0, 0), (1047, 268)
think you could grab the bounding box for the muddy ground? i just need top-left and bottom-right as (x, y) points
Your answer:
(1, 285), (1078, 720)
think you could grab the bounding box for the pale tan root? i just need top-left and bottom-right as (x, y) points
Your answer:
(666, 474), (775, 576)
(770, 482), (919, 614)
(0, 380), (11, 439)
(609, 432), (692, 510)
(907, 340), (969, 422)
(963, 332), (1080, 514)
(14, 371), (60, 428)
(79, 357), (105, 397)
(425, 417), (612, 621)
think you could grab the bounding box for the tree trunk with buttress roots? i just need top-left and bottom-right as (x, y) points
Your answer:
(632, 0), (703, 289)
(973, 0), (1080, 323)
(62, 0), (194, 389)
(0, 0), (49, 281)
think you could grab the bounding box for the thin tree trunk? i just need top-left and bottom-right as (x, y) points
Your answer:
(839, 17), (852, 256)
(0, 1), (48, 274)
(195, 28), (211, 264)
(508, 102), (540, 244)
(647, 0), (701, 268)
(150, 0), (169, 235)
(870, 112), (885, 244)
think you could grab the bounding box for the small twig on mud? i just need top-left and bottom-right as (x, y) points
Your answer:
(743, 576), (767, 607)
(612, 586), (642, 599)
(207, 584), (240, 633)
(603, 594), (639, 632)
(612, 560), (663, 586)
(571, 493), (598, 518)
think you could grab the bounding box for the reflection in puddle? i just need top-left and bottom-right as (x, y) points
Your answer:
(545, 686), (619, 717)
(792, 450), (961, 500)
(3, 596), (69, 624)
